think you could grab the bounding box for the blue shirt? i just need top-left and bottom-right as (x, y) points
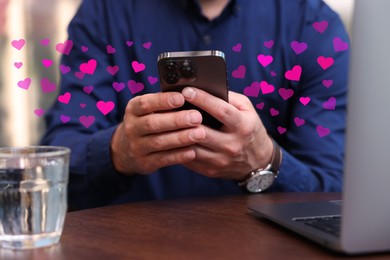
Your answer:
(41, 0), (349, 210)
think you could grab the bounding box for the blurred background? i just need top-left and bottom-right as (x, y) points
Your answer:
(0, 0), (354, 147)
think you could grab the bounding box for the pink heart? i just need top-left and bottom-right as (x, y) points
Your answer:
(277, 126), (287, 135)
(322, 79), (333, 88)
(112, 82), (125, 92)
(291, 41), (308, 55)
(17, 78), (31, 90)
(80, 103), (86, 108)
(83, 86), (94, 94)
(40, 38), (50, 46)
(79, 116), (95, 128)
(243, 81), (260, 97)
(34, 109), (45, 117)
(260, 81), (275, 94)
(55, 40), (73, 55)
(14, 62), (23, 69)
(60, 65), (71, 74)
(316, 125), (330, 137)
(74, 71), (85, 80)
(128, 80), (144, 94)
(312, 21), (328, 33)
(317, 56), (334, 70)
(232, 43), (242, 52)
(270, 108), (279, 116)
(41, 78), (56, 93)
(81, 46), (89, 52)
(278, 88), (294, 100)
(126, 41), (134, 47)
(323, 97), (336, 110)
(285, 65), (302, 81)
(60, 115), (71, 123)
(58, 92), (71, 104)
(232, 65), (246, 78)
(294, 117), (305, 127)
(257, 54), (273, 67)
(270, 71), (277, 77)
(148, 76), (158, 85)
(131, 60), (146, 73)
(106, 65), (119, 76)
(256, 102), (265, 110)
(106, 45), (116, 54)
(264, 40), (274, 49)
(79, 59), (97, 75)
(299, 96), (311, 106)
(42, 59), (53, 68)
(11, 39), (25, 50)
(142, 42), (152, 49)
(96, 101), (115, 115)
(333, 37), (349, 52)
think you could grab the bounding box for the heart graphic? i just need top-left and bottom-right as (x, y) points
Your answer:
(322, 79), (333, 88)
(60, 115), (71, 123)
(294, 117), (305, 127)
(79, 115), (95, 128)
(55, 40), (73, 55)
(17, 78), (31, 90)
(260, 81), (275, 94)
(264, 40), (274, 49)
(299, 96), (311, 106)
(143, 42), (152, 49)
(128, 80), (144, 94)
(312, 21), (328, 33)
(74, 71), (85, 80)
(285, 65), (302, 81)
(333, 37), (349, 52)
(83, 86), (94, 94)
(80, 103), (86, 108)
(58, 92), (71, 104)
(106, 45), (116, 54)
(96, 101), (115, 115)
(316, 125), (330, 137)
(132, 60), (146, 73)
(232, 43), (242, 52)
(291, 41), (308, 55)
(243, 81), (260, 97)
(270, 71), (277, 77)
(79, 59), (97, 75)
(112, 82), (125, 92)
(40, 38), (50, 46)
(81, 46), (88, 52)
(270, 108), (279, 116)
(232, 65), (246, 78)
(317, 56), (334, 70)
(148, 76), (158, 85)
(278, 88), (294, 100)
(126, 41), (134, 47)
(41, 78), (56, 93)
(11, 39), (25, 50)
(14, 62), (23, 69)
(60, 65), (71, 74)
(323, 97), (336, 110)
(42, 59), (53, 68)
(256, 102), (264, 110)
(106, 65), (119, 76)
(257, 54), (273, 67)
(277, 126), (287, 135)
(34, 109), (45, 117)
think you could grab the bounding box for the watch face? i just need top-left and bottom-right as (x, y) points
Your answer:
(247, 171), (275, 193)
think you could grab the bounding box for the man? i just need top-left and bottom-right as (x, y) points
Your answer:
(41, 0), (349, 210)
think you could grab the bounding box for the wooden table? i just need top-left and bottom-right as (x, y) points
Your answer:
(1, 193), (389, 259)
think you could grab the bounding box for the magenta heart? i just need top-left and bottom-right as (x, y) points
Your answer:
(232, 43), (242, 52)
(291, 41), (308, 55)
(55, 40), (73, 55)
(17, 78), (31, 90)
(60, 65), (71, 74)
(260, 80), (275, 94)
(232, 65), (246, 78)
(14, 62), (23, 69)
(58, 92), (71, 104)
(277, 126), (287, 135)
(126, 41), (134, 47)
(11, 39), (25, 50)
(42, 59), (53, 68)
(294, 117), (305, 127)
(257, 54), (273, 67)
(270, 108), (279, 116)
(83, 86), (94, 94)
(264, 40), (274, 49)
(79, 115), (95, 128)
(312, 21), (328, 33)
(142, 42), (152, 49)
(317, 56), (334, 70)
(131, 60), (146, 73)
(34, 109), (45, 117)
(299, 96), (311, 106)
(270, 71), (277, 77)
(256, 102), (264, 110)
(147, 76), (158, 85)
(80, 103), (86, 108)
(112, 82), (125, 92)
(316, 125), (330, 137)
(128, 80), (144, 94)
(333, 37), (349, 52)
(323, 97), (336, 110)
(60, 115), (71, 123)
(40, 38), (50, 46)
(243, 81), (260, 97)
(41, 78), (56, 93)
(74, 71), (85, 80)
(278, 88), (294, 100)
(96, 101), (115, 115)
(322, 79), (333, 88)
(106, 45), (116, 54)
(81, 46), (89, 52)
(79, 59), (97, 75)
(106, 65), (119, 76)
(285, 65), (302, 81)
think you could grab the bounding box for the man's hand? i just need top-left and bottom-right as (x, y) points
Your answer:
(182, 87), (274, 181)
(110, 92), (205, 175)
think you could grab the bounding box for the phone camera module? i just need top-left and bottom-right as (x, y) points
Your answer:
(164, 61), (177, 73)
(164, 72), (180, 84)
(180, 61), (196, 79)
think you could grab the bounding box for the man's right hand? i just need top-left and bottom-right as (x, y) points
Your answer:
(110, 92), (205, 176)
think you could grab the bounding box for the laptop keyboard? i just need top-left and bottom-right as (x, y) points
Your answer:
(293, 215), (341, 237)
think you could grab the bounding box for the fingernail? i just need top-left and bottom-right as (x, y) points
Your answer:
(190, 128), (205, 141)
(182, 87), (196, 99)
(188, 111), (202, 125)
(169, 94), (184, 107)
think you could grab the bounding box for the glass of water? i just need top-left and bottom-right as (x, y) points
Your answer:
(0, 146), (70, 250)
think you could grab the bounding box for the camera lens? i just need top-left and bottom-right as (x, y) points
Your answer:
(164, 61), (177, 73)
(164, 72), (180, 84)
(180, 61), (195, 79)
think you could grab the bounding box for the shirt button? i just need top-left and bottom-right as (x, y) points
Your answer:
(203, 35), (211, 45)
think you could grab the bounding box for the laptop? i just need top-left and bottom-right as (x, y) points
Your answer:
(248, 0), (390, 255)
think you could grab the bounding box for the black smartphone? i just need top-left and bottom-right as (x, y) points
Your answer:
(157, 50), (229, 129)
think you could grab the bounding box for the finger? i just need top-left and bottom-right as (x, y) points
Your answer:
(182, 87), (243, 129)
(128, 92), (185, 116)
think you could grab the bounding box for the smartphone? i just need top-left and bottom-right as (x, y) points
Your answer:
(157, 50), (229, 129)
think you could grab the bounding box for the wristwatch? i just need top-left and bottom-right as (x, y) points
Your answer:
(238, 140), (282, 193)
